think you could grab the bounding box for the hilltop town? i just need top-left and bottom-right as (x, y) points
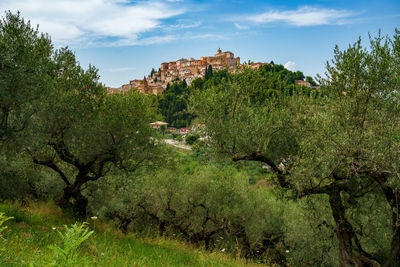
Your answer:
(109, 49), (271, 95)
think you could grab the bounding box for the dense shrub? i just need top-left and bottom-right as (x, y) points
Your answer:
(283, 196), (338, 266)
(185, 134), (199, 145)
(93, 163), (287, 264)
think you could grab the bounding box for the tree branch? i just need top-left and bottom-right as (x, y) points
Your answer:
(32, 157), (71, 185)
(232, 152), (289, 187)
(86, 155), (115, 181)
(50, 140), (82, 168)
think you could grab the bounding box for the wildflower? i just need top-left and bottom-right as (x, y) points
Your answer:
(221, 248), (226, 252)
(285, 250), (290, 253)
(101, 252), (105, 256)
(52, 227), (56, 230)
(90, 216), (98, 220)
(342, 91), (347, 96)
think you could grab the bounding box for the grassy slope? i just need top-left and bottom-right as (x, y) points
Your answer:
(0, 202), (260, 267)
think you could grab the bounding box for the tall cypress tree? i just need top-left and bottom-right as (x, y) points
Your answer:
(208, 65), (213, 79)
(205, 65), (213, 80)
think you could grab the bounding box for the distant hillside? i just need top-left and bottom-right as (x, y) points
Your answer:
(109, 49), (273, 95)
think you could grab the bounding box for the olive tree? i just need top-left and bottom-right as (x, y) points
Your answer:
(27, 48), (159, 217)
(190, 67), (305, 187)
(297, 31), (400, 266)
(0, 11), (160, 217)
(96, 163), (286, 263)
(0, 11), (52, 143)
(191, 30), (400, 266)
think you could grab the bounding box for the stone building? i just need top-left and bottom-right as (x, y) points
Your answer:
(296, 80), (312, 87)
(135, 77), (164, 95)
(156, 49), (241, 86)
(113, 49), (269, 95)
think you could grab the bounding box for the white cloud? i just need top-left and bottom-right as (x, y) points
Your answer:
(284, 61), (296, 71)
(165, 20), (202, 30)
(234, 23), (248, 30)
(0, 0), (184, 46)
(94, 32), (227, 47)
(100, 35), (177, 47)
(247, 6), (353, 26)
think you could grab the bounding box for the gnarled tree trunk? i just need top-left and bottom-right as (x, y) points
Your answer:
(58, 174), (89, 218)
(329, 188), (378, 267)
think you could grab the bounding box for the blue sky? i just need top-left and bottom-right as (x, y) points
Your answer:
(1, 0), (399, 87)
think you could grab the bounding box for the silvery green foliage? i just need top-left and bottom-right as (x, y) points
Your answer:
(0, 11), (52, 143)
(190, 30), (400, 266)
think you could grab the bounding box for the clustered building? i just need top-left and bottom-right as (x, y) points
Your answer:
(108, 49), (313, 95)
(158, 48), (241, 86)
(109, 49), (253, 95)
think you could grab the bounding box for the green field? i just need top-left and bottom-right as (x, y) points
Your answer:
(0, 202), (261, 267)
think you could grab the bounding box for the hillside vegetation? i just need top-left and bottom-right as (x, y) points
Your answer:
(1, 11), (400, 267)
(0, 202), (261, 267)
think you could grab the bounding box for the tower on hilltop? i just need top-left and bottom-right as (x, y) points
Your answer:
(143, 76), (148, 87)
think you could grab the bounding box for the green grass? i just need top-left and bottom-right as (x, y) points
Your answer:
(0, 202), (260, 267)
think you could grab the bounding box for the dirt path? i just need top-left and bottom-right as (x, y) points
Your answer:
(164, 139), (192, 150)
